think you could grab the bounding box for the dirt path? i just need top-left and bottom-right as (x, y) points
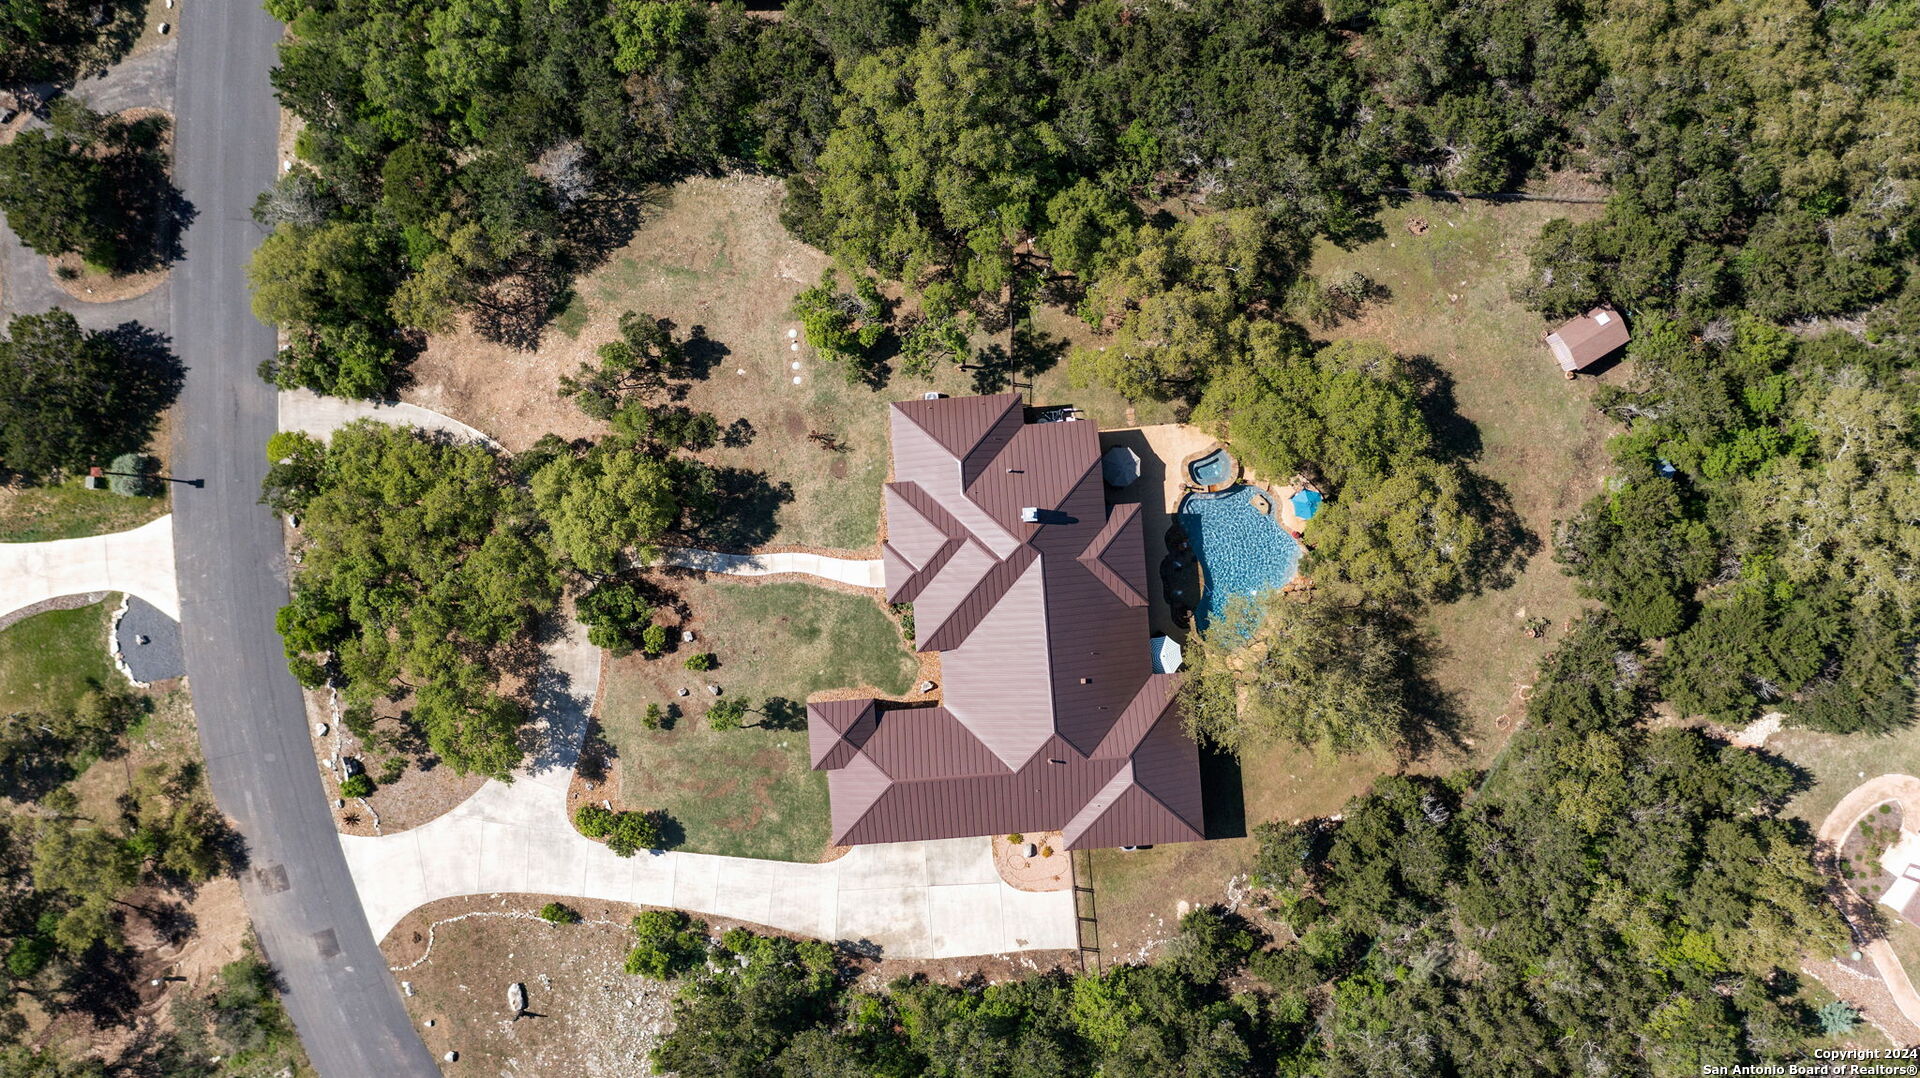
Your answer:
(1818, 774), (1920, 1028)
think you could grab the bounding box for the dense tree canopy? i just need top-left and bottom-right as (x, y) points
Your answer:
(0, 101), (180, 274)
(266, 423), (560, 778)
(0, 311), (181, 483)
(1183, 595), (1422, 756)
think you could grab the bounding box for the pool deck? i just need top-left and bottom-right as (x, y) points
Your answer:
(1099, 424), (1218, 638)
(1102, 425), (1320, 630)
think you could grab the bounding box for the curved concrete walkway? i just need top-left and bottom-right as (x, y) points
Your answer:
(1818, 774), (1920, 1028)
(661, 547), (884, 589)
(338, 615), (1073, 959)
(277, 389), (500, 449)
(0, 515), (179, 621)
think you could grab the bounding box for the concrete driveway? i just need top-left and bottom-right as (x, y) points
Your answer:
(341, 794), (1075, 959)
(0, 515), (179, 620)
(278, 388), (500, 449)
(660, 546), (884, 589)
(338, 614), (1076, 959)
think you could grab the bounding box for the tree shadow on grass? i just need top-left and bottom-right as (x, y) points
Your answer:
(1393, 612), (1476, 765)
(1455, 468), (1541, 599)
(53, 941), (142, 1030)
(463, 183), (672, 352)
(1404, 354), (1482, 463)
(754, 696), (805, 731)
(682, 466), (793, 551)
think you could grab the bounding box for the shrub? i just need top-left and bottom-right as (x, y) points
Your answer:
(1039, 845), (1054, 858)
(1007, 834), (1023, 844)
(378, 756), (406, 784)
(287, 655), (328, 689)
(891, 603), (915, 641)
(1818, 1000), (1860, 1036)
(578, 580), (652, 655)
(605, 811), (661, 856)
(624, 910), (709, 979)
(643, 702), (664, 730)
(707, 698), (748, 731)
(107, 452), (158, 496)
(575, 804), (662, 857)
(538, 902), (582, 925)
(683, 652), (715, 672)
(340, 774), (374, 798)
(641, 622), (669, 658)
(575, 804), (614, 837)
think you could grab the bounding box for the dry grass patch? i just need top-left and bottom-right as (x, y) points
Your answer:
(407, 174), (976, 551)
(382, 895), (676, 1076)
(1308, 195), (1616, 765)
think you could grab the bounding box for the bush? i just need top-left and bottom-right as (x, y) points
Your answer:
(624, 910), (708, 979)
(339, 774), (374, 798)
(641, 622), (669, 658)
(575, 803), (614, 836)
(683, 651), (715, 672)
(574, 804), (662, 857)
(107, 452), (158, 496)
(891, 602), (915, 641)
(538, 902), (582, 925)
(340, 705), (376, 741)
(707, 698), (748, 731)
(578, 580), (653, 655)
(643, 702), (664, 730)
(378, 756), (406, 784)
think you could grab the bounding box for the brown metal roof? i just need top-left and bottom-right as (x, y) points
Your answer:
(813, 394), (1208, 851)
(1546, 304), (1630, 371)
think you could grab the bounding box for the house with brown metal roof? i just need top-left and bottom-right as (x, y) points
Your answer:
(1546, 304), (1630, 377)
(806, 393), (1207, 850)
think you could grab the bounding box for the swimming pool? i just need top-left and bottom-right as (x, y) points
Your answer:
(1188, 448), (1235, 488)
(1175, 485), (1302, 631)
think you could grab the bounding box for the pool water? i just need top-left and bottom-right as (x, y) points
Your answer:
(1175, 486), (1302, 631)
(1188, 448), (1234, 487)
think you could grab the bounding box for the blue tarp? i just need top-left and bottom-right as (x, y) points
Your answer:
(1290, 489), (1323, 519)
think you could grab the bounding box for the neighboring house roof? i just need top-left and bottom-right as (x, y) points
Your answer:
(807, 394), (1206, 851)
(1546, 304), (1631, 372)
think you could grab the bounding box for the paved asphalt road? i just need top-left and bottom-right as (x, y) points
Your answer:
(167, 3), (438, 1074)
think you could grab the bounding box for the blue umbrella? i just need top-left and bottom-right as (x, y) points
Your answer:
(1290, 489), (1323, 520)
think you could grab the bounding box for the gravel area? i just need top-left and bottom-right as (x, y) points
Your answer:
(115, 595), (183, 683)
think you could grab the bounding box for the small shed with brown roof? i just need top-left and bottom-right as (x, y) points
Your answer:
(1545, 304), (1630, 376)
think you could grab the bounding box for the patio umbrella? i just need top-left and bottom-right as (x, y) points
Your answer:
(1290, 489), (1323, 520)
(1102, 445), (1142, 487)
(1151, 635), (1184, 674)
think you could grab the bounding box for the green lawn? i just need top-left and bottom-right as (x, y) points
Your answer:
(0, 480), (167, 543)
(0, 597), (123, 716)
(1307, 196), (1614, 767)
(597, 577), (918, 861)
(1772, 725), (1920, 830)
